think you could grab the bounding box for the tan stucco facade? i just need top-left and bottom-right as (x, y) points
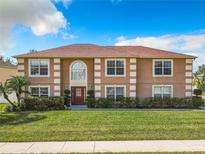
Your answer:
(0, 67), (17, 83)
(17, 57), (193, 100)
(0, 66), (17, 103)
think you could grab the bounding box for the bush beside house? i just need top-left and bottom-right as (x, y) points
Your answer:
(86, 96), (204, 108)
(20, 96), (64, 111)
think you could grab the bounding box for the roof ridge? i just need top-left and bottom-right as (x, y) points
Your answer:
(13, 44), (197, 59)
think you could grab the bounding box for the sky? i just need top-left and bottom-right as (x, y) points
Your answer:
(0, 0), (205, 70)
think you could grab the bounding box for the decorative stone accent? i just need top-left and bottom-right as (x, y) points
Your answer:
(54, 58), (60, 63)
(95, 92), (101, 97)
(17, 58), (25, 76)
(130, 85), (136, 91)
(185, 72), (192, 77)
(185, 85), (192, 90)
(94, 65), (101, 70)
(130, 58), (136, 63)
(130, 79), (136, 84)
(185, 91), (192, 97)
(130, 64), (136, 70)
(185, 65), (192, 71)
(129, 92), (136, 97)
(94, 78), (101, 84)
(53, 58), (61, 96)
(186, 59), (193, 64)
(95, 85), (101, 91)
(54, 65), (60, 70)
(185, 59), (193, 97)
(94, 58), (101, 64)
(94, 58), (101, 97)
(18, 72), (25, 76)
(185, 78), (192, 83)
(94, 72), (101, 77)
(54, 92), (61, 96)
(17, 65), (24, 70)
(129, 58), (137, 97)
(54, 85), (61, 91)
(130, 72), (136, 77)
(54, 72), (60, 77)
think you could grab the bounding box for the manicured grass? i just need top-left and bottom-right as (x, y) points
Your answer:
(0, 104), (205, 142)
(0, 103), (9, 112)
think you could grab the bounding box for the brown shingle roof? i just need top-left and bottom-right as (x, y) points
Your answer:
(14, 44), (196, 58)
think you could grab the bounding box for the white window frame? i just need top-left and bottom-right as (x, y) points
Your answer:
(105, 85), (126, 99)
(105, 58), (126, 77)
(152, 85), (173, 98)
(152, 59), (173, 77)
(70, 60), (87, 82)
(29, 59), (50, 77)
(29, 85), (50, 97)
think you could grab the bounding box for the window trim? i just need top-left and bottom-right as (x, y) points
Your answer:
(28, 59), (50, 77)
(152, 59), (173, 77)
(152, 85), (173, 98)
(29, 85), (50, 97)
(105, 85), (126, 99)
(105, 58), (126, 77)
(70, 60), (87, 82)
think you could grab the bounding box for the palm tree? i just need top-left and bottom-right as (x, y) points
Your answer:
(0, 81), (16, 107)
(8, 76), (30, 106)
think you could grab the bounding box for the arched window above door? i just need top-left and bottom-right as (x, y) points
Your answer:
(71, 61), (87, 81)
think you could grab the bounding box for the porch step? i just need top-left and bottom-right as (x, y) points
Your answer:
(71, 105), (88, 110)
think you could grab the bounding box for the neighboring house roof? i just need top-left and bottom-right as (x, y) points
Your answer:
(0, 60), (17, 69)
(14, 44), (196, 59)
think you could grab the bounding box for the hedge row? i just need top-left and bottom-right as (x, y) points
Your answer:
(86, 97), (204, 108)
(20, 96), (64, 111)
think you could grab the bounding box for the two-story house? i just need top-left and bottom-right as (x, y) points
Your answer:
(14, 44), (195, 105)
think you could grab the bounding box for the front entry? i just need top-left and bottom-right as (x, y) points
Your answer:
(71, 87), (85, 105)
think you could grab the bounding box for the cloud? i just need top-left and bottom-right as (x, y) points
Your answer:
(53, 0), (72, 8)
(115, 34), (205, 51)
(0, 0), (68, 54)
(115, 32), (205, 71)
(61, 33), (77, 39)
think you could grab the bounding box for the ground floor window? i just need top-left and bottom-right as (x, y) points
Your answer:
(106, 85), (125, 99)
(30, 86), (50, 97)
(152, 85), (173, 98)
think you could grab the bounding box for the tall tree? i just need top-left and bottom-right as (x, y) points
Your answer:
(8, 76), (30, 105)
(193, 64), (205, 91)
(0, 81), (15, 107)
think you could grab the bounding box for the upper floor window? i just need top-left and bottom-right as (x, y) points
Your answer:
(153, 59), (173, 77)
(71, 61), (87, 80)
(106, 59), (125, 76)
(152, 85), (173, 98)
(30, 86), (49, 97)
(29, 60), (49, 77)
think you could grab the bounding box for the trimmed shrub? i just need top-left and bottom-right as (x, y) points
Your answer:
(86, 97), (96, 108)
(95, 98), (113, 108)
(192, 96), (205, 107)
(141, 97), (204, 108)
(86, 90), (96, 108)
(89, 97), (140, 108)
(86, 96), (204, 109)
(64, 89), (71, 107)
(87, 90), (95, 98)
(20, 96), (64, 111)
(193, 89), (202, 96)
(3, 105), (18, 112)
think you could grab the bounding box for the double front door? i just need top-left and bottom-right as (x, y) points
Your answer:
(71, 87), (85, 105)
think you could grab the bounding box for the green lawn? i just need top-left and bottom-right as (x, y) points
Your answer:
(0, 103), (8, 112)
(0, 104), (205, 142)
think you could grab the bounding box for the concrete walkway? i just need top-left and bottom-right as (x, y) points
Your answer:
(0, 140), (205, 153)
